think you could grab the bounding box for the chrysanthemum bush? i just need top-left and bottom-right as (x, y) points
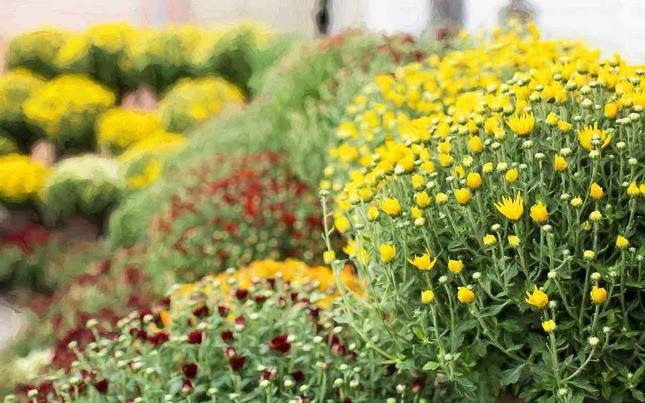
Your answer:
(23, 74), (116, 150)
(41, 155), (124, 225)
(0, 153), (49, 206)
(145, 152), (325, 285)
(0, 69), (45, 149)
(323, 25), (644, 402)
(156, 76), (245, 133)
(95, 107), (166, 154)
(6, 28), (68, 78)
(14, 260), (444, 403)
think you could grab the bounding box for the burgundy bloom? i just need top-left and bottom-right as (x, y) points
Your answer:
(235, 289), (248, 300)
(292, 370), (305, 383)
(94, 379), (109, 394)
(182, 363), (198, 378)
(221, 330), (234, 343)
(411, 378), (425, 393)
(234, 315), (245, 329)
(148, 331), (169, 346)
(253, 294), (267, 304)
(187, 331), (203, 344)
(261, 367), (277, 380)
(218, 305), (229, 317)
(192, 305), (209, 318)
(229, 355), (245, 371)
(269, 334), (291, 354)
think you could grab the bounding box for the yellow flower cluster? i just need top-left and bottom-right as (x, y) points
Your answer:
(96, 107), (165, 153)
(323, 25), (643, 385)
(170, 259), (363, 312)
(0, 69), (45, 126)
(6, 28), (68, 76)
(0, 153), (50, 203)
(23, 74), (115, 145)
(157, 77), (246, 132)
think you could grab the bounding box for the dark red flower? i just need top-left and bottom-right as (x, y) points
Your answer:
(148, 331), (169, 346)
(261, 367), (277, 380)
(182, 363), (198, 378)
(229, 355), (245, 371)
(269, 334), (291, 354)
(411, 378), (425, 393)
(192, 305), (209, 318)
(221, 330), (234, 343)
(187, 331), (203, 344)
(235, 289), (248, 300)
(234, 315), (245, 329)
(218, 305), (229, 317)
(292, 370), (305, 383)
(253, 294), (267, 304)
(94, 379), (109, 394)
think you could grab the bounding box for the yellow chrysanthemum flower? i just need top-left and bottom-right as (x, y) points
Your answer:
(495, 193), (523, 221)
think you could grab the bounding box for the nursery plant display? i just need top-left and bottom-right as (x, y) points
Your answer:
(323, 25), (644, 402)
(0, 153), (50, 206)
(14, 260), (451, 403)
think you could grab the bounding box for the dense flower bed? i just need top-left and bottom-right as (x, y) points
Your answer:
(324, 25), (644, 401)
(146, 152), (325, 284)
(11, 260), (446, 403)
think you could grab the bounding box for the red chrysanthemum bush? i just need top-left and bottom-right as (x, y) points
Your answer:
(15, 260), (448, 402)
(146, 152), (326, 284)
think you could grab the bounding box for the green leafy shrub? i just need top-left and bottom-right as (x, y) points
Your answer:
(324, 26), (644, 402)
(6, 28), (68, 77)
(42, 155), (123, 224)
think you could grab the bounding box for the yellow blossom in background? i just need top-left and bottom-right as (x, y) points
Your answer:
(545, 112), (558, 126)
(554, 154), (568, 171)
(466, 172), (482, 189)
(495, 193), (524, 220)
(435, 192), (448, 205)
(334, 215), (351, 233)
(578, 123), (611, 152)
(367, 206), (379, 221)
(506, 112), (535, 136)
(589, 210), (603, 221)
(468, 136), (483, 153)
(525, 286), (549, 309)
(530, 202), (549, 223)
(454, 187), (472, 205)
(411, 174), (425, 190)
(505, 168), (519, 184)
(604, 102), (619, 119)
(421, 289), (435, 304)
(483, 234), (497, 246)
(570, 197), (583, 207)
(0, 154), (50, 203)
(616, 235), (629, 249)
(508, 235), (521, 248)
(590, 286), (607, 304)
(626, 182), (639, 197)
(542, 320), (557, 333)
(583, 250), (596, 260)
(379, 244), (397, 263)
(380, 197), (402, 217)
(408, 252), (437, 271)
(557, 120), (572, 132)
(448, 259), (464, 274)
(482, 162), (493, 173)
(457, 287), (475, 304)
(323, 250), (336, 265)
(590, 182), (604, 200)
(416, 191), (431, 208)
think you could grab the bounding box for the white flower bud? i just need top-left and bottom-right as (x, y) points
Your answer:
(333, 326), (343, 334)
(438, 275), (448, 284)
(522, 140), (533, 149)
(534, 152), (545, 160)
(588, 336), (600, 347)
(591, 272), (602, 281)
(616, 141), (626, 150)
(313, 336), (323, 344)
(472, 272), (482, 280)
(547, 271), (557, 279)
(603, 326), (611, 334)
(259, 379), (271, 389)
(284, 379), (294, 388)
(415, 217), (425, 227)
(350, 379), (360, 388)
(333, 378), (344, 388)
(548, 300), (557, 309)
(628, 158), (638, 166)
(542, 224), (552, 232)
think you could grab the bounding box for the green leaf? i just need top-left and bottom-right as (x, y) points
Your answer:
(500, 363), (526, 386)
(479, 302), (509, 317)
(423, 361), (440, 371)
